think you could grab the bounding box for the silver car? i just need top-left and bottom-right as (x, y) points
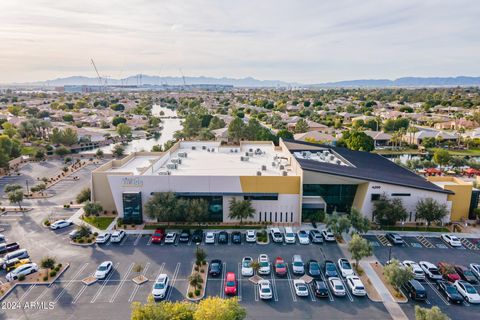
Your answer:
(292, 255), (305, 275)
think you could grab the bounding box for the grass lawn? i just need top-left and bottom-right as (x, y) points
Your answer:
(82, 216), (115, 230)
(428, 148), (480, 157)
(379, 226), (449, 232)
(373, 149), (423, 155)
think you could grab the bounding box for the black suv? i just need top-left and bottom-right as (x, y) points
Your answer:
(231, 231), (242, 244)
(179, 229), (191, 243)
(218, 231), (229, 244)
(192, 229), (203, 244)
(404, 280), (427, 301)
(437, 280), (463, 304)
(208, 259), (223, 277)
(312, 279), (329, 298)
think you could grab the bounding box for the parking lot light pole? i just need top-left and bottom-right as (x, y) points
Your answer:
(26, 180), (30, 194)
(388, 246), (392, 262)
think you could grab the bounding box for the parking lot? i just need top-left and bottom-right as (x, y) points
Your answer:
(365, 233), (480, 320)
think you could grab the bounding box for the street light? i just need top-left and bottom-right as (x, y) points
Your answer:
(388, 246), (392, 262)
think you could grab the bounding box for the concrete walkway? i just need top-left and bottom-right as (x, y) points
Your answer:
(69, 208), (103, 234)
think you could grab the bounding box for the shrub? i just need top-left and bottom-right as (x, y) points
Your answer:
(188, 292), (194, 298)
(49, 270), (57, 277)
(78, 238), (84, 243)
(197, 284), (202, 290)
(93, 232), (98, 237)
(54, 266), (60, 272)
(44, 220), (51, 226)
(195, 289), (201, 296)
(200, 269), (205, 273)
(194, 266), (199, 272)
(57, 263), (62, 269)
(18, 274), (25, 281)
(40, 256), (56, 269)
(87, 238), (92, 243)
(43, 276), (48, 281)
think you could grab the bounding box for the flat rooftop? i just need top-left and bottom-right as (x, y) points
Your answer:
(151, 142), (293, 176)
(107, 155), (158, 175)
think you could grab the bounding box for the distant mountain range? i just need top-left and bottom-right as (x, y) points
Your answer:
(11, 75), (480, 88)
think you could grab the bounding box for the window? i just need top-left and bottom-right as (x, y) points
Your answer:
(371, 194), (381, 201)
(244, 195), (278, 201)
(391, 193), (411, 197)
(123, 192), (143, 224)
(259, 212), (262, 222)
(280, 212), (282, 222)
(303, 184), (358, 213)
(290, 212), (293, 222)
(275, 212), (277, 222)
(269, 212), (272, 222)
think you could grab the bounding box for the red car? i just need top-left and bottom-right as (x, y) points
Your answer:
(151, 229), (165, 244)
(438, 262), (461, 282)
(224, 272), (237, 296)
(274, 257), (287, 277)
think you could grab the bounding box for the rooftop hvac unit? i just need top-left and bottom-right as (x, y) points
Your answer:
(257, 171), (262, 176)
(272, 162), (277, 167)
(234, 149), (238, 153)
(211, 148), (215, 152)
(202, 145), (206, 150)
(158, 171), (171, 175)
(329, 155), (335, 160)
(279, 165), (285, 170)
(249, 148), (253, 152)
(166, 163), (177, 170)
(240, 156), (249, 162)
(282, 171), (288, 176)
(178, 152), (187, 158)
(230, 149), (234, 153)
(261, 165), (267, 171)
(246, 152), (253, 157)
(245, 152), (249, 156)
(171, 158), (181, 164)
(191, 146), (196, 150)
(336, 160), (341, 165)
(255, 148), (262, 154)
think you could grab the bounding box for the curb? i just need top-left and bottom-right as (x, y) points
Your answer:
(70, 240), (95, 247)
(185, 263), (208, 302)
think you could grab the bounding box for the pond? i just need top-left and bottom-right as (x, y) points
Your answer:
(382, 153), (480, 164)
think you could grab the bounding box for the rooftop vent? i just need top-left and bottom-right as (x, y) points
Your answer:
(279, 165), (285, 170)
(272, 162), (277, 167)
(202, 145), (206, 150)
(282, 171), (288, 176)
(171, 158), (182, 164)
(178, 152), (188, 158)
(249, 148), (253, 152)
(240, 156), (249, 162)
(191, 146), (196, 150)
(257, 171), (262, 176)
(261, 165), (267, 171)
(166, 163), (177, 170)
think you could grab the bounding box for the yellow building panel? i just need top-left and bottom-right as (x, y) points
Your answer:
(352, 182), (369, 210)
(239, 176), (300, 194)
(427, 176), (472, 221)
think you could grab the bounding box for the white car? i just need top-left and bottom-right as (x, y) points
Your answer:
(402, 260), (425, 280)
(6, 263), (38, 281)
(293, 279), (309, 297)
(322, 229), (335, 242)
(95, 261), (113, 279)
(284, 228), (296, 244)
(110, 230), (126, 243)
(258, 280), (273, 299)
(241, 256), (254, 276)
(338, 258), (354, 278)
(152, 273), (169, 300)
(441, 234), (462, 247)
(328, 277), (346, 296)
(246, 230), (257, 243)
(0, 233), (5, 243)
(164, 232), (176, 244)
(258, 254), (271, 275)
(50, 219), (72, 230)
(470, 263), (480, 279)
(205, 232), (215, 244)
(419, 261), (443, 280)
(454, 280), (480, 303)
(297, 230), (310, 244)
(346, 275), (366, 296)
(95, 232), (111, 244)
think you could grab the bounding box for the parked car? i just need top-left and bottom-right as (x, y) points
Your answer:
(231, 231), (242, 244)
(94, 261), (113, 279)
(178, 229), (191, 243)
(209, 259), (223, 277)
(69, 229), (83, 240)
(436, 280), (464, 304)
(292, 255), (305, 275)
(0, 242), (20, 255)
(218, 231), (228, 244)
(224, 272), (237, 296)
(205, 232), (215, 244)
(245, 230), (256, 243)
(312, 279), (329, 298)
(307, 259), (321, 278)
(6, 263), (38, 282)
(0, 249), (29, 268)
(258, 280), (272, 299)
(50, 219), (73, 230)
(241, 257), (254, 276)
(95, 232), (111, 244)
(441, 234), (462, 247)
(274, 257), (287, 277)
(4, 258), (31, 272)
(322, 229), (335, 242)
(328, 277), (346, 296)
(346, 275), (366, 296)
(454, 265), (478, 284)
(324, 260), (338, 278)
(297, 230), (310, 245)
(385, 233), (404, 245)
(309, 229), (323, 244)
(110, 230), (126, 243)
(192, 229), (203, 243)
(419, 261), (442, 280)
(270, 228), (283, 243)
(258, 254), (271, 275)
(438, 262), (461, 282)
(404, 280), (427, 301)
(293, 279), (309, 297)
(152, 273), (169, 300)
(402, 260), (425, 280)
(0, 234), (5, 243)
(284, 227), (296, 244)
(470, 263), (480, 279)
(338, 258), (354, 278)
(151, 229), (165, 244)
(164, 232), (176, 244)
(454, 280), (480, 303)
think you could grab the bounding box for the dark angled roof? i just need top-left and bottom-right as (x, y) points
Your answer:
(284, 139), (452, 194)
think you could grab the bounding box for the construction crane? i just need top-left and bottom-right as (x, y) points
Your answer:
(90, 58), (105, 92)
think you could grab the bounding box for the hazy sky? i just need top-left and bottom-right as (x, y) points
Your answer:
(0, 0), (479, 83)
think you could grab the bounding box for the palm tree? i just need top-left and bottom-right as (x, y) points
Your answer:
(188, 273), (203, 290)
(228, 198), (255, 224)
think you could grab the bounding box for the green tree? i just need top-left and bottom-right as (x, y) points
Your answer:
(339, 130), (374, 152)
(433, 149), (451, 168)
(208, 116), (226, 130)
(61, 128), (78, 146)
(373, 196), (407, 227)
(144, 192), (179, 225)
(228, 118), (246, 143)
(112, 144), (125, 158)
(188, 273), (203, 290)
(95, 149), (104, 158)
(112, 116), (127, 127)
(76, 187), (91, 204)
(4, 184), (23, 193)
(131, 298), (194, 320)
(116, 123), (132, 139)
(183, 114), (202, 138)
(245, 118), (262, 140)
(55, 146), (71, 156)
(194, 297), (247, 320)
(195, 246), (207, 265)
(83, 201), (103, 217)
(40, 256), (56, 270)
(349, 208), (370, 234)
(415, 306), (450, 320)
(228, 198), (255, 223)
(2, 122), (17, 138)
(186, 198), (209, 225)
(294, 119), (309, 133)
(276, 129), (294, 140)
(415, 198), (448, 226)
(326, 213), (351, 236)
(348, 234), (373, 268)
(383, 259), (414, 289)
(8, 189), (24, 211)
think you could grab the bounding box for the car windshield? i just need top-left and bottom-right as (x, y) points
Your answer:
(341, 261), (351, 269)
(274, 232), (281, 237)
(293, 262), (303, 267)
(297, 285), (307, 291)
(356, 286), (365, 290)
(154, 283), (165, 289)
(326, 264), (335, 271)
(276, 263), (286, 268)
(226, 281), (235, 287)
(430, 269), (440, 275)
(260, 262), (268, 267)
(466, 285), (476, 294)
(310, 264), (319, 270)
(261, 288), (270, 293)
(464, 270), (474, 276)
(335, 285), (343, 290)
(286, 233), (295, 237)
(98, 266), (108, 271)
(446, 286), (458, 294)
(211, 263), (220, 269)
(154, 233), (162, 237)
(243, 261), (251, 268)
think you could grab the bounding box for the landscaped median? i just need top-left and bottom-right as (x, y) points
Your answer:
(371, 261), (408, 303)
(186, 247), (208, 301)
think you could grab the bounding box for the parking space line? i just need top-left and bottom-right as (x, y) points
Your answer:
(166, 263), (180, 301)
(460, 238), (476, 250)
(72, 285), (88, 304)
(119, 235), (128, 246)
(285, 265), (297, 302)
(237, 263), (242, 301)
(307, 281), (316, 302)
(220, 262), (227, 299)
(335, 266), (354, 302)
(19, 284), (36, 302)
(254, 284), (259, 301)
(416, 236), (434, 248)
(425, 279), (450, 306)
(319, 269), (334, 302)
(270, 273), (279, 302)
(90, 262), (119, 303)
(33, 284), (54, 303)
(146, 237), (152, 246)
(54, 263), (89, 303)
(109, 262), (135, 303)
(133, 234), (142, 246)
(128, 262), (154, 302)
(376, 235), (390, 247)
(463, 300), (471, 306)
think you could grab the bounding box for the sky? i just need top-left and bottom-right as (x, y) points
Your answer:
(0, 0), (479, 84)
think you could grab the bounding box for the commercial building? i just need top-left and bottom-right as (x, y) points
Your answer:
(91, 139), (469, 225)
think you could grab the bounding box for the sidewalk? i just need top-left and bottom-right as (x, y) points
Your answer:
(70, 208), (103, 234)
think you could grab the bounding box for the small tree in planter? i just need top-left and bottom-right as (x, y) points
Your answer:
(195, 247), (207, 267)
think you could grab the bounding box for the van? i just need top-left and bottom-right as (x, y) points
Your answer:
(284, 227), (296, 244)
(0, 249), (29, 268)
(270, 228), (283, 243)
(404, 280), (427, 301)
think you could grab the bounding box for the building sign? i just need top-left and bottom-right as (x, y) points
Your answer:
(372, 185), (381, 189)
(121, 177), (144, 187)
